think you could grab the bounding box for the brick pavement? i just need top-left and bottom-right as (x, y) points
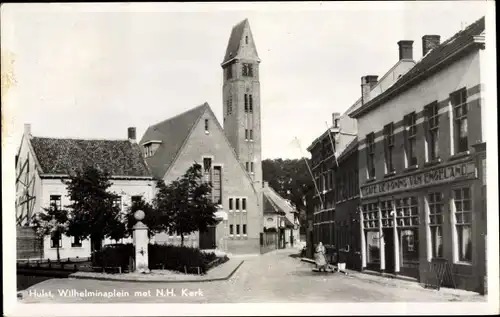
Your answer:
(300, 256), (485, 299)
(18, 249), (486, 304)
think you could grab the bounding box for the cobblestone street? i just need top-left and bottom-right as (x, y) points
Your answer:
(19, 249), (485, 303)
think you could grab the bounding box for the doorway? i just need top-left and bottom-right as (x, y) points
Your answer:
(383, 228), (395, 273)
(199, 225), (216, 250)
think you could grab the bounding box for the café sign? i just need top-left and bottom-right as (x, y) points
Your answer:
(361, 161), (477, 198)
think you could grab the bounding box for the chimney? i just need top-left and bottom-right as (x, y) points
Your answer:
(332, 112), (341, 128)
(24, 123), (31, 136)
(361, 75), (378, 105)
(263, 181), (269, 188)
(397, 40), (414, 60)
(127, 127), (136, 141)
(422, 35), (441, 56)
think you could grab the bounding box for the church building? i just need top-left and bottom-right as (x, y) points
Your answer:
(142, 19), (264, 255)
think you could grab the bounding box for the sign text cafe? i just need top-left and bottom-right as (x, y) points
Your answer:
(360, 161), (477, 198)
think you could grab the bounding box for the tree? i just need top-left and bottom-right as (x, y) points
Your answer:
(262, 158), (313, 209)
(30, 203), (69, 262)
(161, 163), (218, 246)
(262, 158), (314, 230)
(125, 196), (161, 239)
(64, 166), (123, 253)
(152, 178), (174, 233)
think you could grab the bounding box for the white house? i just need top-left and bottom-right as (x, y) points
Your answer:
(15, 124), (155, 260)
(262, 182), (301, 249)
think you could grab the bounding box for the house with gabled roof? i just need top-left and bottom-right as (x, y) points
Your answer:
(349, 16), (487, 293)
(140, 19), (265, 255)
(306, 38), (417, 255)
(262, 182), (300, 250)
(15, 125), (155, 260)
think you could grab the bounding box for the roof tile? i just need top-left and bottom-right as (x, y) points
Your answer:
(222, 19), (247, 64)
(139, 103), (208, 178)
(30, 137), (152, 177)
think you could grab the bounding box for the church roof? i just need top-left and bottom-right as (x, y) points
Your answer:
(222, 19), (248, 65)
(222, 18), (260, 65)
(30, 137), (152, 177)
(140, 103), (209, 178)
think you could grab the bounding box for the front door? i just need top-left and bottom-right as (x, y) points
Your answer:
(199, 226), (216, 249)
(383, 228), (395, 273)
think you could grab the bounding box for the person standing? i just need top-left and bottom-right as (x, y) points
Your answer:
(314, 242), (327, 272)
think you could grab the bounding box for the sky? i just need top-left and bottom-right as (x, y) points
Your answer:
(1, 2), (491, 160)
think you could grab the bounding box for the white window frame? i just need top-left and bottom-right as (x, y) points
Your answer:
(235, 198), (241, 212)
(452, 187), (473, 264)
(49, 194), (62, 210)
(427, 192), (444, 260)
(366, 133), (376, 179)
(425, 101), (440, 162)
(383, 122), (395, 174)
(50, 233), (62, 249)
(404, 112), (418, 168)
(451, 88), (469, 155)
(242, 198), (247, 213)
(71, 235), (83, 248)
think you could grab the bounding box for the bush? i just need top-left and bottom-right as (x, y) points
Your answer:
(149, 244), (222, 274)
(92, 243), (226, 275)
(92, 243), (134, 272)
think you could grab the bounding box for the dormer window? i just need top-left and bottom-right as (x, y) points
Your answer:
(142, 140), (162, 158)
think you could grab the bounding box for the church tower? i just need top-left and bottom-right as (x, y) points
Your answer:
(221, 19), (262, 188)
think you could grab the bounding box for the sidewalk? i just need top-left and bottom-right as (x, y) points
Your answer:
(299, 257), (485, 299)
(69, 258), (244, 283)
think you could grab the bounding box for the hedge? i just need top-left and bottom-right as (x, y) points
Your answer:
(92, 243), (228, 275)
(149, 244), (222, 274)
(92, 244), (134, 272)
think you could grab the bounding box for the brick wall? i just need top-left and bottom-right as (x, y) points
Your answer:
(163, 107), (261, 254)
(358, 85), (483, 189)
(17, 227), (43, 259)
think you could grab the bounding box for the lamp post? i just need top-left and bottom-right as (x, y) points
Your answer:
(133, 210), (150, 273)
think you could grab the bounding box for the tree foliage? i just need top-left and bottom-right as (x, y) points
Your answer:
(156, 163), (218, 245)
(262, 158), (315, 229)
(63, 166), (123, 252)
(30, 203), (69, 262)
(125, 196), (160, 238)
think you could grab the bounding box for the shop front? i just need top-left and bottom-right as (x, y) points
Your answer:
(359, 158), (484, 291)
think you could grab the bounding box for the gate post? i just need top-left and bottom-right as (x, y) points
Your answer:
(133, 210), (150, 273)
